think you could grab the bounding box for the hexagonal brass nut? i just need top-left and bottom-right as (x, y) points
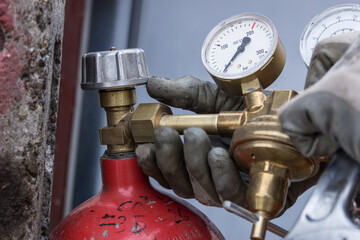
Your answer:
(131, 103), (172, 143)
(269, 90), (297, 114)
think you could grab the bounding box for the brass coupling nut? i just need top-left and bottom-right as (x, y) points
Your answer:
(131, 103), (173, 143)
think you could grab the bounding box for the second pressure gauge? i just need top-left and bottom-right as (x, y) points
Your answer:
(201, 13), (285, 95)
(300, 4), (360, 66)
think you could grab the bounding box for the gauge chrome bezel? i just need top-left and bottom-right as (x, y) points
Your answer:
(300, 3), (360, 66)
(201, 12), (279, 80)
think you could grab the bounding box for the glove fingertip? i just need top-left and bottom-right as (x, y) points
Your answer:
(146, 76), (170, 100)
(184, 126), (207, 138)
(208, 147), (229, 162)
(135, 144), (172, 189)
(135, 144), (155, 169)
(153, 127), (196, 198)
(183, 127), (211, 151)
(154, 127), (181, 145)
(208, 147), (248, 208)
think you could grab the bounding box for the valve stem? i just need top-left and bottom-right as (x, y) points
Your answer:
(223, 201), (288, 238)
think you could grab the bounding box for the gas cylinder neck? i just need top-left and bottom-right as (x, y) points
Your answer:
(100, 153), (149, 193)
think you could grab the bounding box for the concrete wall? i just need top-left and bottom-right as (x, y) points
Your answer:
(0, 0), (65, 239)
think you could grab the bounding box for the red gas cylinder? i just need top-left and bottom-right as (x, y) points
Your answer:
(50, 153), (225, 240)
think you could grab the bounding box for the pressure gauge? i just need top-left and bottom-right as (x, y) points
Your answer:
(300, 4), (360, 66)
(201, 13), (286, 95)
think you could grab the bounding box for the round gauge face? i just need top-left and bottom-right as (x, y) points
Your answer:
(201, 13), (278, 80)
(300, 4), (360, 66)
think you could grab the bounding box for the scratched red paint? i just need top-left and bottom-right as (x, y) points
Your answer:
(50, 156), (225, 239)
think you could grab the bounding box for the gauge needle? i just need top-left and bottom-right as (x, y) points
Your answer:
(223, 36), (251, 73)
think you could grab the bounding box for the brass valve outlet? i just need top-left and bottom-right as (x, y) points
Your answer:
(98, 88), (137, 153)
(131, 103), (173, 143)
(131, 103), (247, 143)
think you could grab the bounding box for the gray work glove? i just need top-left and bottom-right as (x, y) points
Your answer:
(279, 32), (360, 162)
(135, 75), (322, 212)
(136, 76), (246, 207)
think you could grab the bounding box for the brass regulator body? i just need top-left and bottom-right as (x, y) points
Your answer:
(229, 80), (319, 239)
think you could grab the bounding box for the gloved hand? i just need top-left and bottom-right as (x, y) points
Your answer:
(279, 32), (360, 162)
(136, 76), (246, 207)
(135, 75), (322, 212)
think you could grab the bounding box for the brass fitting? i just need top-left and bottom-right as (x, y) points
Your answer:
(99, 88), (136, 126)
(98, 88), (137, 153)
(241, 78), (265, 112)
(131, 103), (173, 143)
(248, 162), (288, 240)
(131, 103), (246, 143)
(229, 89), (320, 240)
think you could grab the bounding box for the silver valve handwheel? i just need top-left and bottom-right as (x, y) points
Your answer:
(81, 48), (149, 90)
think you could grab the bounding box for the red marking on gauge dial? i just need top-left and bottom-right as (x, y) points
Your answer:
(251, 22), (256, 29)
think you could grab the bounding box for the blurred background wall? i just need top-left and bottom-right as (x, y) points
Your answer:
(51, 1), (360, 239)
